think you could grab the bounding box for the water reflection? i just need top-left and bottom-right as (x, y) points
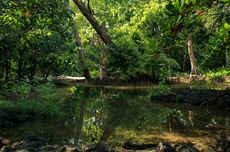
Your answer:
(3, 86), (230, 149)
(64, 86), (230, 146)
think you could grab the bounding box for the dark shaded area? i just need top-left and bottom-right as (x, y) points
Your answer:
(0, 136), (80, 152)
(151, 88), (230, 108)
(0, 111), (32, 128)
(122, 141), (157, 150)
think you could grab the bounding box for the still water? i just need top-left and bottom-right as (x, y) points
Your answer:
(2, 85), (230, 151)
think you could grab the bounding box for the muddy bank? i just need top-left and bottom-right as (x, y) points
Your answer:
(169, 75), (230, 84)
(0, 136), (199, 152)
(151, 88), (230, 108)
(0, 136), (79, 152)
(0, 136), (116, 152)
(1, 136), (230, 152)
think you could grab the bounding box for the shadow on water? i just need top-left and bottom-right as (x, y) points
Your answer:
(2, 85), (230, 150)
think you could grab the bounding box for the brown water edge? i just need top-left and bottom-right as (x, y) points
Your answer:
(55, 77), (230, 90)
(111, 129), (221, 151)
(1, 123), (224, 152)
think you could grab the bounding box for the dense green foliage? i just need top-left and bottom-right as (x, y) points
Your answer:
(0, 0), (229, 82)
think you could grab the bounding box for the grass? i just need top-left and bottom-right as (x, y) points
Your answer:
(205, 68), (230, 82)
(0, 81), (67, 119)
(0, 100), (64, 119)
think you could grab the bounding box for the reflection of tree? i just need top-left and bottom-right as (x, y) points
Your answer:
(98, 91), (174, 143)
(164, 110), (185, 130)
(71, 87), (230, 145)
(188, 110), (194, 126)
(75, 87), (89, 144)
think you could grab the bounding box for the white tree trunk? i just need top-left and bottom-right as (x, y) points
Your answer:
(187, 37), (197, 77)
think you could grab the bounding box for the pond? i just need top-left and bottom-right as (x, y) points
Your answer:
(2, 84), (230, 151)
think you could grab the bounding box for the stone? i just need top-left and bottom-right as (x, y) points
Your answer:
(157, 142), (175, 152)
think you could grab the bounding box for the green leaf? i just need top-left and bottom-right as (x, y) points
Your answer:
(174, 0), (180, 10)
(193, 4), (202, 10)
(177, 15), (182, 23)
(185, 0), (191, 5)
(224, 23), (230, 29)
(192, 0), (197, 4)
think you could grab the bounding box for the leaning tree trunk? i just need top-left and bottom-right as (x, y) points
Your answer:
(72, 0), (113, 80)
(72, 0), (112, 45)
(71, 18), (91, 80)
(187, 36), (197, 77)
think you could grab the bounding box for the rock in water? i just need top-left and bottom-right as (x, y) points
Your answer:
(174, 143), (199, 152)
(122, 141), (157, 150)
(157, 142), (175, 152)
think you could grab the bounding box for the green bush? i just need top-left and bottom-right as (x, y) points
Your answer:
(206, 68), (230, 82)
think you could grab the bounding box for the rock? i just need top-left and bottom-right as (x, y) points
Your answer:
(26, 136), (48, 143)
(122, 141), (157, 150)
(57, 146), (67, 152)
(15, 150), (30, 152)
(40, 145), (59, 151)
(9, 138), (80, 152)
(174, 143), (199, 152)
(216, 134), (230, 152)
(2, 138), (11, 145)
(1, 145), (13, 152)
(84, 144), (115, 152)
(157, 142), (175, 152)
(57, 145), (79, 152)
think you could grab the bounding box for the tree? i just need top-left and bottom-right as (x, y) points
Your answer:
(72, 0), (114, 80)
(0, 0), (72, 81)
(67, 3), (91, 80)
(187, 35), (198, 76)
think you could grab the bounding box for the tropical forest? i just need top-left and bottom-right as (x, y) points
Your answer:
(0, 0), (230, 151)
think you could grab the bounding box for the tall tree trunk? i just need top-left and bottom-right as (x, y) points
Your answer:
(4, 50), (10, 80)
(17, 59), (23, 79)
(67, 2), (91, 80)
(99, 126), (114, 144)
(29, 59), (36, 80)
(72, 0), (113, 80)
(226, 49), (229, 68)
(187, 36), (197, 77)
(100, 47), (108, 80)
(5, 60), (10, 81)
(71, 18), (91, 80)
(0, 64), (3, 79)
